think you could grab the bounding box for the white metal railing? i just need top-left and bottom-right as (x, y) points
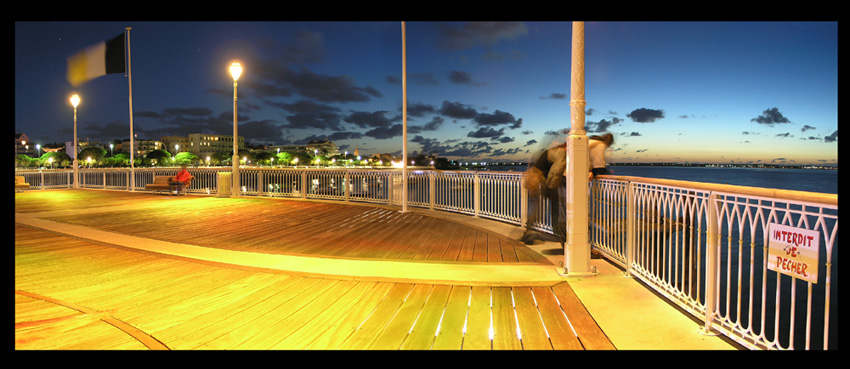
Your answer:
(590, 175), (837, 350)
(15, 167), (837, 350)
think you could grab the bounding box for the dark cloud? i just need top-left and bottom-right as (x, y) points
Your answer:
(344, 111), (398, 129)
(447, 70), (478, 86)
(541, 93), (567, 100)
(439, 101), (478, 120)
(751, 107), (791, 125)
(412, 135), (494, 158)
(467, 127), (505, 139)
(586, 117), (623, 132)
(277, 100), (344, 131)
(824, 130), (837, 143)
(801, 124), (816, 132)
(435, 22), (529, 51)
(473, 110), (521, 129)
(627, 108), (665, 123)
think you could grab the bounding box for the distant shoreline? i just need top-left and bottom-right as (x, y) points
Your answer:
(443, 162), (838, 171)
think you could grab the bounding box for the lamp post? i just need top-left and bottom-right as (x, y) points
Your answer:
(70, 94), (80, 189)
(230, 62), (242, 196)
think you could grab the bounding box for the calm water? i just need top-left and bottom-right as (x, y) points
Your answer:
(488, 165), (838, 195)
(607, 166), (838, 194)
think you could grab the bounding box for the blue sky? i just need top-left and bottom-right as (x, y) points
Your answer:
(14, 21), (838, 165)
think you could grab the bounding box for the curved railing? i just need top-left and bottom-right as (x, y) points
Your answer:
(15, 167), (838, 350)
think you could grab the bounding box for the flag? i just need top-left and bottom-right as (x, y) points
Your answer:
(66, 33), (126, 86)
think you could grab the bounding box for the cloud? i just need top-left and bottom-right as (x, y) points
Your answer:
(439, 101), (478, 120)
(277, 100), (344, 131)
(473, 110), (522, 129)
(467, 127), (505, 139)
(344, 111), (398, 129)
(627, 108), (665, 123)
(824, 130), (837, 143)
(751, 107), (791, 125)
(436, 22), (529, 51)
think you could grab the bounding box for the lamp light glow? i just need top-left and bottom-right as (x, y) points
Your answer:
(230, 62), (243, 81)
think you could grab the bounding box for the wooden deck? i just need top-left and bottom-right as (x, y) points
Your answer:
(15, 189), (614, 350)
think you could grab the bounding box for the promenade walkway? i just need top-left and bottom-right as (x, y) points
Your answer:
(15, 189), (739, 350)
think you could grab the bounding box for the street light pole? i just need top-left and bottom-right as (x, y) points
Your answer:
(230, 62), (242, 197)
(70, 94), (80, 189)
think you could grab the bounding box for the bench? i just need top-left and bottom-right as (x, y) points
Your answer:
(145, 175), (193, 195)
(15, 176), (30, 192)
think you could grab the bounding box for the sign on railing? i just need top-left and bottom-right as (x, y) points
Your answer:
(768, 223), (820, 284)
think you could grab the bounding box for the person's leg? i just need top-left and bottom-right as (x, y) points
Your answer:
(521, 189), (542, 244)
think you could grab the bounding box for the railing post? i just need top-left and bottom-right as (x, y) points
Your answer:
(428, 171), (436, 210)
(520, 174), (528, 228)
(40, 170), (45, 190)
(301, 170), (307, 199)
(626, 181), (636, 277)
(344, 171), (351, 202)
(473, 172), (480, 218)
(702, 193), (720, 336)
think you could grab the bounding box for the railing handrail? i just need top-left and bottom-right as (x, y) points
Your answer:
(598, 174), (837, 206)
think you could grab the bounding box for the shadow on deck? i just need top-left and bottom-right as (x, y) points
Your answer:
(15, 189), (613, 350)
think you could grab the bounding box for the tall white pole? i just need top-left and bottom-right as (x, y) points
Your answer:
(564, 21), (593, 276)
(232, 65), (240, 197)
(401, 21), (409, 212)
(126, 27), (135, 191)
(72, 99), (79, 189)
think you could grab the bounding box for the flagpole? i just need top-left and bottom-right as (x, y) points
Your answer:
(126, 27), (135, 191)
(401, 21), (408, 213)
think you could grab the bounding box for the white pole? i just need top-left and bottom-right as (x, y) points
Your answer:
(564, 21), (593, 276)
(72, 103), (78, 189)
(232, 69), (240, 197)
(401, 21), (409, 213)
(126, 27), (135, 191)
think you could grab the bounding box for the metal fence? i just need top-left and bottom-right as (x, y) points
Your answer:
(15, 167), (838, 350)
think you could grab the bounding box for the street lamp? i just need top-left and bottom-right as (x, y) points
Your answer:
(70, 94), (80, 188)
(230, 62), (243, 196)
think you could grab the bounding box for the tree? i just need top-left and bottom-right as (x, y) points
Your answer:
(146, 149), (171, 166)
(254, 151), (276, 166)
(174, 152), (200, 166)
(79, 147), (107, 163)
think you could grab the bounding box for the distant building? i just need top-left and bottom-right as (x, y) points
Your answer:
(15, 133), (35, 156)
(270, 138), (340, 157)
(117, 139), (164, 157)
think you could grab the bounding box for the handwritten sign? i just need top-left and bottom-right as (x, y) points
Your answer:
(767, 223), (819, 284)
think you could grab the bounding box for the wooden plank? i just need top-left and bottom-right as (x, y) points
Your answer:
(228, 279), (343, 349)
(431, 286), (471, 350)
(499, 237), (519, 263)
(162, 275), (308, 349)
(512, 287), (553, 350)
(531, 286), (583, 350)
(419, 223), (459, 261)
(336, 283), (414, 349)
(491, 287), (522, 350)
(367, 214), (433, 260)
(462, 286), (491, 350)
(400, 284), (452, 349)
(425, 223), (463, 261)
(550, 282), (616, 350)
(302, 282), (396, 350)
(473, 231), (489, 262)
(261, 279), (365, 349)
(194, 277), (329, 349)
(455, 228), (477, 262)
(368, 284), (433, 349)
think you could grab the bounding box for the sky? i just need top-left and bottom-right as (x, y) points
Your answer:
(14, 21), (838, 166)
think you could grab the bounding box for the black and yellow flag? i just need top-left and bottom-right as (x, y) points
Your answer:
(66, 33), (125, 86)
